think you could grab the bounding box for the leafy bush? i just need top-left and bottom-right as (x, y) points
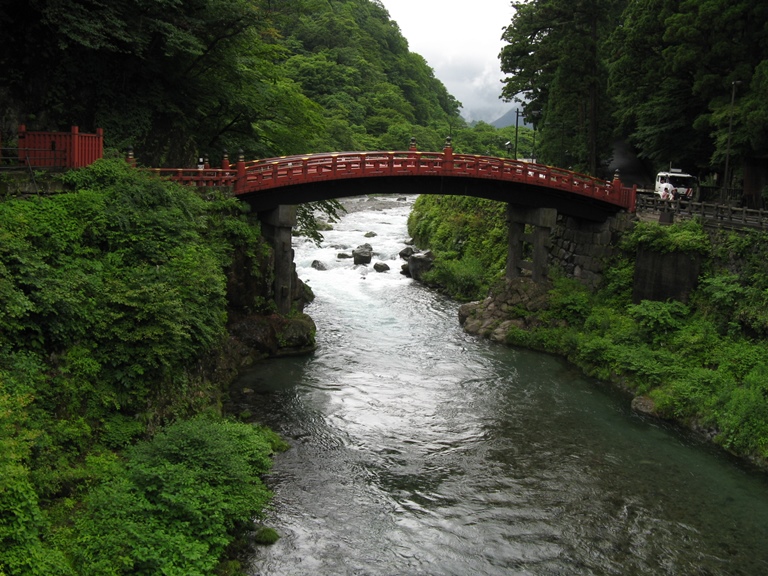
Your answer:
(626, 300), (689, 346)
(546, 276), (592, 325)
(717, 364), (768, 458)
(0, 391), (72, 576)
(407, 195), (507, 297)
(0, 159), (287, 574)
(71, 417), (281, 576)
(583, 306), (637, 343)
(422, 255), (487, 301)
(621, 219), (710, 254)
(599, 256), (634, 305)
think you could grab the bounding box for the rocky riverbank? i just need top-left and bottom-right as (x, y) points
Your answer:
(456, 275), (768, 473)
(458, 277), (554, 343)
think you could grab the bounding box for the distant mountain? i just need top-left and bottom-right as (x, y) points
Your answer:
(491, 108), (531, 129)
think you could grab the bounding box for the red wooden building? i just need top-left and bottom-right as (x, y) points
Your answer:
(14, 125), (103, 169)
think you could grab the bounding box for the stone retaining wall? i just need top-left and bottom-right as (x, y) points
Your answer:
(548, 212), (636, 288)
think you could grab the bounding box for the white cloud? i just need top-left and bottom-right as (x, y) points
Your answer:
(379, 0), (516, 123)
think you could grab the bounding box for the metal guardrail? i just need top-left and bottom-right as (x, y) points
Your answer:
(636, 194), (768, 230)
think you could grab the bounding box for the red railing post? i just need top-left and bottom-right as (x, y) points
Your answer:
(221, 150), (229, 169)
(442, 137), (453, 172)
(70, 126), (80, 168)
(17, 124), (26, 165)
(235, 149), (246, 194)
(611, 169), (621, 194)
(95, 128), (104, 164)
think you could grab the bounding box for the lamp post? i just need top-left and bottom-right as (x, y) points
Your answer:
(514, 109), (524, 159)
(722, 80), (742, 203)
(528, 110), (540, 163)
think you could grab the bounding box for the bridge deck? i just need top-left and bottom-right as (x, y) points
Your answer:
(153, 149), (636, 216)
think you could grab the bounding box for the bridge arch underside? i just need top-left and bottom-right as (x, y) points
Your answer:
(239, 175), (624, 223)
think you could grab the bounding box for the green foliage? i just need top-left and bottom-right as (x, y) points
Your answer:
(407, 195), (507, 300)
(546, 276), (592, 325)
(0, 160), (286, 573)
(621, 219), (710, 254)
(0, 160), (237, 431)
(693, 230), (768, 336)
(717, 364), (768, 457)
(0, 391), (72, 576)
(296, 199), (347, 246)
(422, 255), (487, 302)
(626, 300), (690, 346)
(71, 416), (277, 575)
(253, 526), (280, 545)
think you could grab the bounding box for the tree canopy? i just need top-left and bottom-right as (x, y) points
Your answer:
(500, 0), (768, 201)
(0, 0), (462, 166)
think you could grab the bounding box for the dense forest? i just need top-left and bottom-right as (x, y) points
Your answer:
(0, 0), (506, 164)
(501, 0), (768, 205)
(1, 0), (768, 574)
(3, 0), (766, 200)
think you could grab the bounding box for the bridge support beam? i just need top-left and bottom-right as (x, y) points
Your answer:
(258, 205), (297, 315)
(506, 206), (557, 282)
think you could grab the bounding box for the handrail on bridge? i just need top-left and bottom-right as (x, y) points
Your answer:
(147, 144), (636, 212)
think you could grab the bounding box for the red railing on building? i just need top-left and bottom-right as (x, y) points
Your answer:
(16, 125), (104, 169)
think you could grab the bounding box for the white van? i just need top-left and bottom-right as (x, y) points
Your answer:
(655, 169), (697, 199)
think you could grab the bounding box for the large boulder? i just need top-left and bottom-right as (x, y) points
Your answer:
(407, 250), (435, 282)
(373, 262), (390, 272)
(227, 312), (317, 361)
(353, 243), (373, 265)
(458, 277), (552, 341)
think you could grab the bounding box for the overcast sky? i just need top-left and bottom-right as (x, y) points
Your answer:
(379, 0), (516, 124)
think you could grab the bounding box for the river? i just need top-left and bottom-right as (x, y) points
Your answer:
(229, 195), (768, 576)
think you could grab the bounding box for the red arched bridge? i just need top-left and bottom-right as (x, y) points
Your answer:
(147, 142), (637, 313)
(150, 142), (636, 221)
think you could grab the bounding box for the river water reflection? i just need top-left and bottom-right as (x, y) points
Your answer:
(230, 196), (768, 575)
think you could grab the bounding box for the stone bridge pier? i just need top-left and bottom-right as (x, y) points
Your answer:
(258, 205), (296, 315)
(259, 201), (634, 314)
(507, 205), (636, 287)
(506, 205), (557, 282)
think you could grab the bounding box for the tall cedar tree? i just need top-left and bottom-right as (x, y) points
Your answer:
(500, 0), (625, 176)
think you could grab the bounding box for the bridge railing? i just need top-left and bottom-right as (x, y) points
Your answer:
(637, 195), (768, 230)
(150, 167), (240, 188)
(237, 150), (635, 210)
(151, 148), (636, 212)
